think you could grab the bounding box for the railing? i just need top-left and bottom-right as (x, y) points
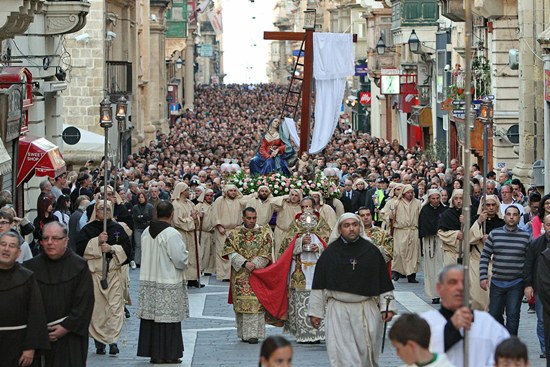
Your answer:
(106, 61), (132, 96)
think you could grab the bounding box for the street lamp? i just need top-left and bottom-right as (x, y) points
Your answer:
(100, 96), (113, 129)
(116, 96), (128, 131)
(408, 29), (421, 54)
(376, 36), (386, 55)
(176, 56), (183, 69)
(99, 96), (112, 290)
(115, 95), (128, 168)
(479, 101), (494, 123)
(303, 9), (316, 30)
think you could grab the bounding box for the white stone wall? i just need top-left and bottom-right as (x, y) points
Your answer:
(491, 16), (520, 171)
(62, 0), (105, 136)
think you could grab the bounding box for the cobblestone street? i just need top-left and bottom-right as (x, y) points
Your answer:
(85, 267), (546, 366)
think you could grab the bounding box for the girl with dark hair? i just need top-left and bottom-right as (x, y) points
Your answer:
(32, 196), (59, 254)
(259, 336), (292, 367)
(53, 194), (71, 228)
(532, 193), (550, 239)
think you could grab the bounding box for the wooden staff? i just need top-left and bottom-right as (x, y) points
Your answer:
(389, 205), (395, 237)
(381, 294), (394, 353)
(457, 220), (464, 265)
(198, 208), (203, 246)
(193, 212), (201, 284)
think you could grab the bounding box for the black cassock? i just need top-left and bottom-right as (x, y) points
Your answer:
(24, 249), (94, 367)
(0, 264), (49, 367)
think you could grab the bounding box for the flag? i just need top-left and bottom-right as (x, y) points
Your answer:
(187, 0), (197, 22)
(207, 9), (223, 36)
(197, 0), (212, 13)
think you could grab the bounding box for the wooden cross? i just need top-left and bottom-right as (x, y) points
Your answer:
(264, 29), (357, 154)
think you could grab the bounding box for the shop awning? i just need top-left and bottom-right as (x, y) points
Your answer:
(0, 140), (11, 175)
(17, 135), (66, 186)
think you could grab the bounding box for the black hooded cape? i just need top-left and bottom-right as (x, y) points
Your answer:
(311, 236), (394, 297)
(419, 204), (447, 238)
(75, 219), (131, 265)
(438, 208), (462, 231)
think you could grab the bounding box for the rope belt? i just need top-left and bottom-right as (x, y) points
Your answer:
(329, 296), (376, 304)
(0, 324), (27, 331)
(0, 316), (67, 331)
(47, 316), (68, 327)
(302, 261), (316, 268)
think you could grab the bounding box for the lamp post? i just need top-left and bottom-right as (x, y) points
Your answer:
(99, 96), (113, 290)
(115, 95), (127, 169)
(376, 36), (386, 55)
(303, 9), (316, 30)
(479, 100), (494, 223)
(176, 56), (183, 69)
(408, 29), (421, 54)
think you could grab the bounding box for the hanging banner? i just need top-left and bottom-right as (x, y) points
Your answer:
(207, 9), (223, 36)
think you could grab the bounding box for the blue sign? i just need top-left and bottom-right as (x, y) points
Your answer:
(292, 49), (303, 57)
(452, 109), (465, 117)
(355, 64), (368, 76)
(169, 103), (179, 115)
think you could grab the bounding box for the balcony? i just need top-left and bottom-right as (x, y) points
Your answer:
(42, 0), (90, 35)
(106, 61), (132, 97)
(392, 0), (439, 30)
(440, 0), (465, 22)
(0, 0), (44, 40)
(472, 0), (515, 20)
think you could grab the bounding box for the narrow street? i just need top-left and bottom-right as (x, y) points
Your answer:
(87, 268), (546, 366)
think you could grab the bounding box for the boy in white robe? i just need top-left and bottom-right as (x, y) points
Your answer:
(390, 313), (455, 367)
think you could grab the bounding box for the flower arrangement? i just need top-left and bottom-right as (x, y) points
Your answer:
(228, 171), (341, 199)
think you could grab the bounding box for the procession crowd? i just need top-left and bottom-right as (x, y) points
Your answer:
(0, 83), (544, 367)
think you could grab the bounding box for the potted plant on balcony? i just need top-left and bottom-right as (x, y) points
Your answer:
(471, 55), (491, 99)
(447, 56), (491, 101)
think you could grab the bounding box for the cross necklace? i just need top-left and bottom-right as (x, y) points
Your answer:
(349, 258), (358, 270)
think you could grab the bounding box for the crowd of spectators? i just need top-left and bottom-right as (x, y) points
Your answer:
(119, 84), (442, 195)
(3, 82), (547, 366)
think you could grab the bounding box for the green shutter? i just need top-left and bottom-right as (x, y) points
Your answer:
(167, 1), (188, 38)
(401, 0), (438, 26)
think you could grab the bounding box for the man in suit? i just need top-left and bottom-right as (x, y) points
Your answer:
(340, 179), (360, 213)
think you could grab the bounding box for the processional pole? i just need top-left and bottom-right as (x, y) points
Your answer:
(462, 0), (473, 365)
(99, 97), (113, 290)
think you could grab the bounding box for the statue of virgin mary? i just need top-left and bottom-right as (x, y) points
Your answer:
(249, 118), (295, 176)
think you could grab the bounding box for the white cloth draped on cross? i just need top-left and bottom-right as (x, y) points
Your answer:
(283, 33), (354, 154)
(310, 33), (354, 154)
